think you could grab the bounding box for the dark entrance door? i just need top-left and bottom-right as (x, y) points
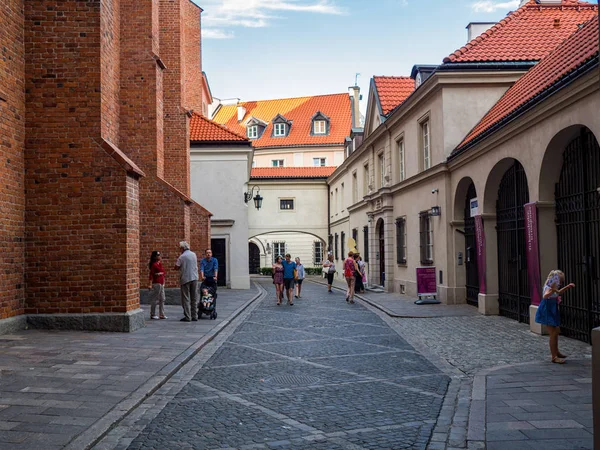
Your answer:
(378, 220), (385, 286)
(211, 238), (227, 287)
(555, 128), (600, 343)
(464, 182), (479, 307)
(248, 242), (261, 275)
(496, 160), (530, 323)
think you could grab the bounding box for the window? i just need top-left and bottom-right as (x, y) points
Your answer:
(274, 123), (287, 137)
(247, 125), (258, 139)
(419, 211), (433, 264)
(314, 241), (323, 265)
(352, 228), (358, 248)
(352, 172), (358, 203)
(422, 120), (431, 170)
(398, 139), (405, 182)
(273, 242), (286, 261)
(313, 157), (326, 166)
(313, 120), (326, 134)
(341, 232), (345, 258)
(328, 234), (333, 254)
(341, 183), (344, 211)
(280, 199), (294, 210)
(252, 161), (256, 168)
(396, 217), (407, 264)
(363, 226), (369, 262)
(335, 233), (339, 260)
(335, 188), (339, 213)
(363, 164), (369, 195)
(272, 159), (284, 167)
(378, 153), (385, 188)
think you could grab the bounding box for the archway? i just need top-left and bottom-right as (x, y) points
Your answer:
(376, 218), (385, 286)
(463, 181), (479, 306)
(554, 127), (600, 343)
(496, 160), (530, 323)
(248, 242), (261, 274)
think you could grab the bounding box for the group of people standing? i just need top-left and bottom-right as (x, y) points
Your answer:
(147, 241), (219, 322)
(272, 254), (305, 305)
(322, 251), (365, 303)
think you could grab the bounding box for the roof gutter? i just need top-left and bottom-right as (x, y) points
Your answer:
(437, 61), (538, 72)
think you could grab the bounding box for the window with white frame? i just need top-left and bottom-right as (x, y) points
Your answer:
(363, 164), (369, 195)
(279, 199), (294, 210)
(398, 139), (405, 181)
(313, 157), (326, 166)
(396, 217), (407, 264)
(313, 120), (326, 134)
(247, 125), (258, 139)
(378, 153), (385, 188)
(272, 159), (284, 167)
(421, 120), (431, 170)
(419, 211), (433, 264)
(352, 172), (358, 203)
(273, 242), (286, 261)
(313, 241), (323, 265)
(274, 123), (287, 137)
(335, 188), (339, 213)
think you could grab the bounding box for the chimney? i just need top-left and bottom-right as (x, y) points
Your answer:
(466, 22), (496, 42)
(237, 104), (246, 122)
(348, 85), (361, 129)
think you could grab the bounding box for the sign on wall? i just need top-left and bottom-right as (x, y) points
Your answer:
(470, 197), (478, 218)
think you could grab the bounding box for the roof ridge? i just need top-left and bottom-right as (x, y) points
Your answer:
(373, 75), (412, 79)
(235, 92), (349, 106)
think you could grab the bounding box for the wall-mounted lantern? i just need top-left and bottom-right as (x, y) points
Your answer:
(244, 185), (263, 210)
(430, 206), (441, 217)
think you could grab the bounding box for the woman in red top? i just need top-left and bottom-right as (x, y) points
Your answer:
(149, 251), (167, 320)
(344, 251), (359, 304)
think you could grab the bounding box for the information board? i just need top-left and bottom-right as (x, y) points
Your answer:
(416, 267), (437, 297)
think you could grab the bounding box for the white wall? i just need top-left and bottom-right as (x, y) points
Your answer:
(252, 146), (344, 167)
(190, 144), (253, 289)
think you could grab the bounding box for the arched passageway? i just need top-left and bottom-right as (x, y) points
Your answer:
(248, 242), (261, 274)
(463, 182), (479, 306)
(376, 218), (385, 286)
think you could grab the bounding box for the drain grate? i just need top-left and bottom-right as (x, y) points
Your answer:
(265, 374), (321, 386)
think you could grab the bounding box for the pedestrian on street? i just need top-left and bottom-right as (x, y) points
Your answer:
(282, 253), (297, 306)
(200, 248), (218, 290)
(294, 257), (305, 299)
(353, 253), (364, 294)
(535, 269), (575, 364)
(344, 251), (359, 304)
(175, 241), (199, 322)
(272, 256), (285, 305)
(323, 253), (336, 293)
(148, 251), (167, 320)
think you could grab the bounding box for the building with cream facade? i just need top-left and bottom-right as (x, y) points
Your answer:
(328, 0), (600, 344)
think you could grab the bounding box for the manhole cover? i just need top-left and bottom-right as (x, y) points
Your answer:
(265, 374), (320, 386)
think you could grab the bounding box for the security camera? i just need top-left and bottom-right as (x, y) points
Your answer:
(431, 188), (439, 194)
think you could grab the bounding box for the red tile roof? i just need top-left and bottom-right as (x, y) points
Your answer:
(189, 112), (249, 142)
(250, 167), (337, 179)
(445, 0), (597, 64)
(455, 15), (599, 153)
(373, 76), (415, 115)
(212, 94), (352, 149)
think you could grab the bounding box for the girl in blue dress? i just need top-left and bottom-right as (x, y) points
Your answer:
(535, 270), (575, 364)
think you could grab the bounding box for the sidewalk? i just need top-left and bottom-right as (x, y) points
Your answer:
(0, 284), (264, 450)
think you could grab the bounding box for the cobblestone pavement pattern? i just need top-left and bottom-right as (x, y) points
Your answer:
(126, 280), (449, 449)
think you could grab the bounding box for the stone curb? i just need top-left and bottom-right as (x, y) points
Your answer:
(64, 283), (267, 450)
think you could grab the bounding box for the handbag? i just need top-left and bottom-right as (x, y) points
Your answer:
(293, 269), (298, 279)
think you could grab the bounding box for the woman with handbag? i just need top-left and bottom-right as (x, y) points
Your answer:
(323, 253), (336, 293)
(344, 251), (359, 304)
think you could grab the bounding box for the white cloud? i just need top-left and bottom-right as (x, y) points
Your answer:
(198, 0), (344, 39)
(471, 0), (520, 12)
(202, 29), (235, 39)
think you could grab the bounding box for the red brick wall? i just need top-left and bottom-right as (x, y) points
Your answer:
(190, 202), (211, 258)
(183, 1), (203, 113)
(0, 0), (26, 320)
(23, 0), (138, 315)
(101, 0), (120, 144)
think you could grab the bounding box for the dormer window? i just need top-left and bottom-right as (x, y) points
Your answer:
(247, 125), (258, 139)
(311, 111), (330, 136)
(271, 114), (291, 138)
(245, 117), (267, 140)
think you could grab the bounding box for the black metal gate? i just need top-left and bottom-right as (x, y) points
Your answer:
(248, 242), (261, 275)
(555, 129), (600, 343)
(211, 238), (227, 287)
(496, 160), (530, 322)
(464, 182), (479, 306)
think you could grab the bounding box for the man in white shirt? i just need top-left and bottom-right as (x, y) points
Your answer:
(175, 241), (199, 322)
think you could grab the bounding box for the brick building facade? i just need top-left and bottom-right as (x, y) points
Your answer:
(0, 0), (211, 333)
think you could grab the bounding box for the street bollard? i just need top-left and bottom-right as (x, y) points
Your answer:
(593, 327), (600, 450)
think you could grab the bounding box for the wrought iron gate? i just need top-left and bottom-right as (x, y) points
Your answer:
(555, 129), (600, 343)
(496, 161), (530, 323)
(464, 182), (479, 306)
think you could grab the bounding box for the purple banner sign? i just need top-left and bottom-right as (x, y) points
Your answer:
(474, 215), (487, 294)
(416, 267), (437, 296)
(524, 202), (542, 306)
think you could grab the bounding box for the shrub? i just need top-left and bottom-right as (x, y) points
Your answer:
(260, 267), (273, 276)
(305, 267), (324, 276)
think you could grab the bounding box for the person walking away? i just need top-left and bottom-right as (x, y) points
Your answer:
(200, 248), (218, 290)
(344, 251), (359, 304)
(323, 253), (336, 293)
(535, 269), (575, 364)
(282, 253), (297, 306)
(175, 241), (199, 322)
(294, 257), (305, 298)
(353, 253), (364, 294)
(148, 251), (167, 320)
(272, 256), (285, 305)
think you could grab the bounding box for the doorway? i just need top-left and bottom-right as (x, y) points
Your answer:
(464, 182), (479, 306)
(248, 242), (261, 275)
(211, 238), (227, 287)
(377, 219), (385, 286)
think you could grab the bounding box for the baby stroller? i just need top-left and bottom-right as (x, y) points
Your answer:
(198, 281), (218, 320)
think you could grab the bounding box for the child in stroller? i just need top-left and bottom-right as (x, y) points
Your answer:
(198, 282), (218, 320)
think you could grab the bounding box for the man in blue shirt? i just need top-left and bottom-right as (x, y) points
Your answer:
(200, 248), (219, 290)
(281, 253), (296, 305)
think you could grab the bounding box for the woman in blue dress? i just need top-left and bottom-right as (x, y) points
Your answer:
(535, 270), (575, 364)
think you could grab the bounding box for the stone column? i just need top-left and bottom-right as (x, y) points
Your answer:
(478, 214), (499, 315)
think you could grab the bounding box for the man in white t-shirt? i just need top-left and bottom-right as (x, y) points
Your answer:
(175, 241), (199, 322)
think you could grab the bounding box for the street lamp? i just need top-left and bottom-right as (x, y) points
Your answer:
(244, 185), (263, 210)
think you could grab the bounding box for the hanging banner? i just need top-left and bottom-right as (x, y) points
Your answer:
(524, 202), (541, 306)
(474, 215), (486, 294)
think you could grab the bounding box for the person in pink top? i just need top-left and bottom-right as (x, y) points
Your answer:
(343, 251), (359, 304)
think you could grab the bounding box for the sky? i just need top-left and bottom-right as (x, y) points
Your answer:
(194, 0), (598, 114)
